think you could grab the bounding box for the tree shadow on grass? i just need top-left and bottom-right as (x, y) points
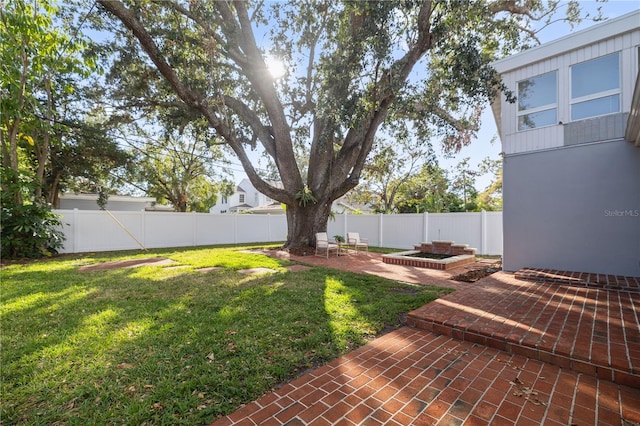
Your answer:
(1, 256), (447, 425)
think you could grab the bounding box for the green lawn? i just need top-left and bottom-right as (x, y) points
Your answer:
(1, 245), (453, 425)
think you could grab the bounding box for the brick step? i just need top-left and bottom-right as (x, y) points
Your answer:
(406, 272), (640, 388)
(515, 268), (640, 293)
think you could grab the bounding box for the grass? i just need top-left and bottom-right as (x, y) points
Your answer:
(1, 245), (453, 425)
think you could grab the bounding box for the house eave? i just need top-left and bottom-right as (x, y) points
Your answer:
(625, 73), (640, 147)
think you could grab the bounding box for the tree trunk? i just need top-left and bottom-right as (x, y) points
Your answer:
(35, 77), (53, 200)
(47, 171), (62, 208)
(176, 192), (188, 212)
(284, 200), (333, 252)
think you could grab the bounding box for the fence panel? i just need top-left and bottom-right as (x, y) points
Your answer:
(327, 214), (380, 247)
(144, 213), (196, 248)
(56, 210), (76, 253)
(59, 210), (144, 252)
(267, 215), (288, 242)
(379, 214), (426, 249)
(485, 212), (503, 255)
(53, 210), (502, 255)
(236, 215), (269, 243)
(428, 212), (482, 250)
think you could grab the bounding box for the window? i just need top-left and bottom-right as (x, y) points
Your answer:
(570, 53), (620, 121)
(239, 194), (245, 203)
(517, 71), (557, 131)
(222, 196), (228, 204)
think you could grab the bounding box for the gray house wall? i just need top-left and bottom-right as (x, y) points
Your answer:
(503, 139), (640, 276)
(58, 198), (151, 211)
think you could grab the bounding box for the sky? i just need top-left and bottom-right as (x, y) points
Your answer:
(438, 0), (640, 190)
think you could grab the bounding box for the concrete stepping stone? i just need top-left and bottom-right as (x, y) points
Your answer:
(237, 267), (277, 275)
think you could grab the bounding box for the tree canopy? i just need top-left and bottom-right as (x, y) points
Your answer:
(0, 0), (132, 257)
(95, 0), (589, 249)
(122, 121), (228, 212)
(1, 0), (131, 206)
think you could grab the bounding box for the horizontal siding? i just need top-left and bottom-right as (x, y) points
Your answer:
(500, 30), (640, 155)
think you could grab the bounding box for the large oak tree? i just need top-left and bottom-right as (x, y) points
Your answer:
(96, 0), (587, 250)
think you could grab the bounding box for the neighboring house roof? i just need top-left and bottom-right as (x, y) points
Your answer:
(230, 203), (253, 210)
(245, 203), (285, 214)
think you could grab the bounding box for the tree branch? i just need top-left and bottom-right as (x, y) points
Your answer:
(221, 95), (276, 157)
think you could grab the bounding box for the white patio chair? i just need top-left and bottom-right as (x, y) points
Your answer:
(315, 232), (339, 258)
(347, 232), (368, 254)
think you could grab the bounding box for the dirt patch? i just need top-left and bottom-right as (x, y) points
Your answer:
(451, 265), (502, 283)
(376, 313), (408, 337)
(287, 246), (315, 257)
(78, 257), (175, 272)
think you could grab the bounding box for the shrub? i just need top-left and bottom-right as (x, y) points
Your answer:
(1, 168), (65, 258)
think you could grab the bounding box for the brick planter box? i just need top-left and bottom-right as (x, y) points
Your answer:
(382, 241), (476, 270)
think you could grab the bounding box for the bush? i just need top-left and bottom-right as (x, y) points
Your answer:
(1, 168), (65, 258)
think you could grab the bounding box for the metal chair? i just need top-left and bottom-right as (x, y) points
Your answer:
(315, 232), (339, 258)
(347, 232), (368, 254)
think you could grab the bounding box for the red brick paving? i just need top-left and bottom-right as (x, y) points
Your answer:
(211, 251), (640, 425)
(515, 268), (640, 292)
(407, 270), (640, 388)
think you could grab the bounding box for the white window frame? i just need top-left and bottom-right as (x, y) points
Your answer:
(516, 70), (558, 132)
(569, 52), (621, 121)
(239, 193), (245, 203)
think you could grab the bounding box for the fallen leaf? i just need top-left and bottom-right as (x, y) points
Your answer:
(117, 363), (134, 369)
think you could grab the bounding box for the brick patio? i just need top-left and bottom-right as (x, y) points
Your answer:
(211, 251), (640, 425)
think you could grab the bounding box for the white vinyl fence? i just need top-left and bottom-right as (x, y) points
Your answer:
(54, 210), (502, 255)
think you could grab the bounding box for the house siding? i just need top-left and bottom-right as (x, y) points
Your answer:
(564, 113), (629, 146)
(209, 178), (274, 214)
(494, 11), (640, 277)
(503, 139), (640, 276)
(497, 28), (640, 155)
